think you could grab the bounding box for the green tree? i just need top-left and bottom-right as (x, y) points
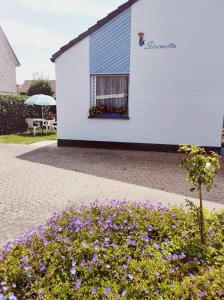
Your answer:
(27, 71), (54, 97)
(179, 145), (221, 244)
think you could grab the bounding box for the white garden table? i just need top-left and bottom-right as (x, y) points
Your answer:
(30, 119), (52, 135)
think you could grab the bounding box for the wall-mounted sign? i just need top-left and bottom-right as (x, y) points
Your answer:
(138, 33), (177, 49)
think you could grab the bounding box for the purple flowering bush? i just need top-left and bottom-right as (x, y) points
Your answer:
(0, 201), (223, 299)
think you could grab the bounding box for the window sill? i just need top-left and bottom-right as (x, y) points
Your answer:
(88, 113), (130, 120)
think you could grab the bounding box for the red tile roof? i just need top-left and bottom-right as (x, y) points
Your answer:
(51, 0), (138, 63)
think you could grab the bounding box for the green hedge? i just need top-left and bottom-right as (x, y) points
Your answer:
(0, 94), (55, 135)
(0, 94), (27, 134)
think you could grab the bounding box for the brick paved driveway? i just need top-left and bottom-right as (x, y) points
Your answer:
(19, 143), (224, 203)
(0, 142), (223, 245)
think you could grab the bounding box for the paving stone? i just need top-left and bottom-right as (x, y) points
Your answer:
(0, 142), (223, 246)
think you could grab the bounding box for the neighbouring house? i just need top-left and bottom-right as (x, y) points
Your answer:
(19, 80), (56, 97)
(0, 26), (20, 94)
(51, 0), (224, 152)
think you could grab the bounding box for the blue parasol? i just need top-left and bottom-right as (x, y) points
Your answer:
(24, 94), (56, 119)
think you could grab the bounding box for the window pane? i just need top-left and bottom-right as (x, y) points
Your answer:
(95, 76), (128, 109)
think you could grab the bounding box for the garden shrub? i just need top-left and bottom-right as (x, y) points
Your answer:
(0, 94), (56, 135)
(0, 201), (223, 299)
(27, 80), (54, 97)
(0, 94), (28, 134)
(27, 72), (54, 97)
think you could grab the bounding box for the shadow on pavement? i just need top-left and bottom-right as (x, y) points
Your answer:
(17, 144), (224, 204)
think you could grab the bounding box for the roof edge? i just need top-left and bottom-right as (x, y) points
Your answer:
(0, 26), (20, 67)
(51, 0), (138, 63)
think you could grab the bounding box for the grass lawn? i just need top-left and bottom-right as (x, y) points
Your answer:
(0, 132), (57, 144)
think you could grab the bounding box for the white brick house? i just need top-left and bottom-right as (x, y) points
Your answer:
(52, 0), (224, 152)
(0, 26), (20, 94)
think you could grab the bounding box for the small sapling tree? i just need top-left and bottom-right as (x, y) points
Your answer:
(179, 145), (221, 244)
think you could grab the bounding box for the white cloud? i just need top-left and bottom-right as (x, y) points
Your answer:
(1, 20), (68, 50)
(18, 0), (121, 18)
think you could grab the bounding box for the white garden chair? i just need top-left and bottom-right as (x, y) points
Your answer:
(25, 119), (41, 136)
(52, 120), (57, 131)
(44, 119), (57, 132)
(42, 120), (52, 135)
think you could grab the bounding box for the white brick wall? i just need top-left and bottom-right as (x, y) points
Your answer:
(55, 0), (224, 147)
(129, 0), (224, 147)
(0, 28), (18, 94)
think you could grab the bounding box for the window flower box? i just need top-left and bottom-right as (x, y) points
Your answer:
(89, 104), (129, 119)
(89, 112), (129, 119)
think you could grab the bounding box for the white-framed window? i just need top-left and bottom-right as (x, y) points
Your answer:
(90, 75), (129, 118)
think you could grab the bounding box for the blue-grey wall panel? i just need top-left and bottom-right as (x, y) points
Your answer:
(90, 8), (131, 74)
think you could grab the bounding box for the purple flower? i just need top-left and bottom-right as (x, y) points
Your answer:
(89, 228), (94, 234)
(128, 274), (134, 280)
(0, 294), (6, 300)
(105, 287), (111, 297)
(72, 261), (76, 267)
(128, 239), (136, 246)
(148, 225), (154, 232)
(39, 289), (43, 300)
(75, 279), (82, 289)
(24, 265), (31, 271)
(208, 230), (216, 235)
(164, 238), (169, 244)
(198, 291), (205, 298)
(9, 293), (17, 300)
(217, 291), (224, 296)
(70, 268), (76, 275)
(111, 242), (116, 247)
(121, 264), (127, 270)
(153, 243), (160, 250)
(92, 287), (97, 295)
(155, 272), (161, 277)
(179, 253), (186, 259)
(140, 235), (150, 243)
(189, 273), (195, 279)
(21, 256), (28, 263)
(104, 237), (110, 243)
(154, 290), (159, 295)
(40, 263), (46, 272)
(172, 254), (179, 260)
(0, 282), (6, 286)
(81, 241), (87, 248)
(91, 254), (99, 263)
(122, 290), (127, 297)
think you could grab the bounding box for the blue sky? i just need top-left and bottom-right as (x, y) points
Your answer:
(0, 0), (125, 83)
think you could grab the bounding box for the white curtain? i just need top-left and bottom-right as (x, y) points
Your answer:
(95, 76), (128, 108)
